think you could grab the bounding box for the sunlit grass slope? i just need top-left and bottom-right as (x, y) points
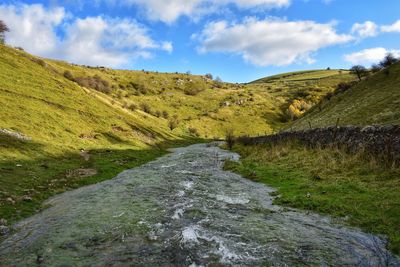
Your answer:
(290, 63), (400, 129)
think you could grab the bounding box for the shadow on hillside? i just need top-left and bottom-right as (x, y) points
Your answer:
(0, 133), (45, 150)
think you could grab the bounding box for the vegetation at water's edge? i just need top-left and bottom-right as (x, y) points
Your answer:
(225, 142), (400, 254)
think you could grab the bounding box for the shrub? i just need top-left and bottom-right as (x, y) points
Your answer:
(225, 130), (235, 150)
(74, 75), (111, 94)
(168, 115), (180, 131)
(63, 70), (74, 81)
(162, 110), (169, 119)
(155, 110), (161, 118)
(184, 81), (207, 96)
(130, 82), (149, 95)
(128, 103), (137, 111)
(205, 73), (213, 80)
(371, 64), (382, 73)
(140, 103), (151, 114)
(336, 81), (356, 93)
(286, 99), (312, 121)
(379, 53), (399, 68)
(32, 58), (47, 67)
(188, 127), (200, 137)
(168, 119), (178, 131)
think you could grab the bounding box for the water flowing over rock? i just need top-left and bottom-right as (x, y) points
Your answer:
(0, 144), (398, 266)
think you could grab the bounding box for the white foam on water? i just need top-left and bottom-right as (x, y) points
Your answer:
(181, 226), (200, 246)
(215, 194), (250, 205)
(160, 164), (176, 168)
(180, 180), (194, 190)
(176, 190), (185, 197)
(217, 242), (241, 263)
(172, 208), (184, 220)
(201, 234), (243, 264)
(176, 170), (195, 174)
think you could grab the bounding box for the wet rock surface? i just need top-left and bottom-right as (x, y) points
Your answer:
(0, 143), (399, 266)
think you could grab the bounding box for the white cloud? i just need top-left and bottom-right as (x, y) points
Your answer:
(381, 20), (400, 33)
(344, 47), (400, 65)
(122, 0), (290, 23)
(0, 3), (171, 67)
(161, 42), (173, 53)
(0, 4), (65, 54)
(195, 18), (352, 66)
(351, 21), (378, 38)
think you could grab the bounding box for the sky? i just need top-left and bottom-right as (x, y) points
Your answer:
(1, 0), (399, 83)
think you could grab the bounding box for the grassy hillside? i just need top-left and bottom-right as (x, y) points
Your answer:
(0, 44), (353, 224)
(0, 45), (191, 222)
(290, 63), (400, 129)
(249, 69), (355, 122)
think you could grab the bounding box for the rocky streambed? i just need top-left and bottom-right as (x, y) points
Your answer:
(0, 143), (398, 266)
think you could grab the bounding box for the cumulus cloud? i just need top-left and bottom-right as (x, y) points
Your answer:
(351, 21), (378, 38)
(122, 0), (290, 23)
(381, 20), (400, 33)
(0, 4), (65, 54)
(194, 18), (352, 66)
(0, 3), (172, 67)
(344, 47), (400, 65)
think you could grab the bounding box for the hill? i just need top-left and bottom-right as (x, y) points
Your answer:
(0, 44), (352, 223)
(290, 63), (400, 129)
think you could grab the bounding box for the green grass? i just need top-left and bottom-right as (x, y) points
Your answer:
(226, 142), (400, 254)
(290, 63), (400, 129)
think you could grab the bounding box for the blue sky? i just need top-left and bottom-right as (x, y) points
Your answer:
(1, 0), (399, 82)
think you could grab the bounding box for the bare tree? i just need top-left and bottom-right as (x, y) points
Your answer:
(350, 65), (368, 82)
(379, 53), (399, 68)
(0, 20), (9, 44)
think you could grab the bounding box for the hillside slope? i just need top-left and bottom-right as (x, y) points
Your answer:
(0, 45), (352, 223)
(290, 63), (400, 130)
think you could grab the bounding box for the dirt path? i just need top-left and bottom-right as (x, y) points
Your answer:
(0, 143), (398, 266)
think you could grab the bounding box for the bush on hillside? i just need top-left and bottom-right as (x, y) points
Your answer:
(168, 119), (179, 131)
(128, 103), (137, 111)
(63, 70), (74, 81)
(188, 127), (200, 137)
(130, 82), (149, 95)
(286, 99), (312, 121)
(336, 81), (357, 93)
(379, 53), (399, 68)
(74, 75), (111, 94)
(371, 64), (383, 73)
(140, 103), (151, 114)
(184, 81), (207, 96)
(0, 20), (9, 44)
(162, 110), (169, 119)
